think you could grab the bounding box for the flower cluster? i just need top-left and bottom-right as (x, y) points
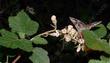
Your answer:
(38, 15), (85, 52)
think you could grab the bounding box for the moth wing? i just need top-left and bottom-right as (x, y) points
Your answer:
(69, 17), (85, 25)
(88, 21), (102, 29)
(69, 17), (86, 31)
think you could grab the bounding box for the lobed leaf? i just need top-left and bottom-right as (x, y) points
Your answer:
(0, 30), (17, 48)
(0, 36), (33, 52)
(83, 30), (110, 54)
(9, 10), (39, 36)
(17, 39), (33, 52)
(93, 24), (107, 38)
(0, 29), (18, 39)
(29, 47), (50, 63)
(31, 36), (48, 45)
(0, 37), (18, 49)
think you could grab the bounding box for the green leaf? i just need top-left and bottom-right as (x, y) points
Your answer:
(0, 36), (33, 52)
(0, 29), (18, 39)
(29, 47), (50, 63)
(9, 10), (39, 36)
(18, 32), (25, 39)
(0, 37), (18, 49)
(17, 39), (33, 52)
(31, 36), (48, 45)
(93, 24), (107, 38)
(0, 29), (18, 49)
(83, 30), (110, 54)
(107, 22), (110, 29)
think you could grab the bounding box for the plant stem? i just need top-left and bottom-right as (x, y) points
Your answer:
(5, 56), (8, 63)
(12, 55), (21, 63)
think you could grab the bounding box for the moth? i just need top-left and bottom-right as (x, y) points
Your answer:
(69, 17), (102, 32)
(69, 17), (102, 52)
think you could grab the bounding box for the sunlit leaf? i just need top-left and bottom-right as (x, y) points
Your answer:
(93, 24), (107, 38)
(83, 30), (110, 54)
(31, 36), (48, 45)
(9, 10), (39, 36)
(29, 47), (50, 63)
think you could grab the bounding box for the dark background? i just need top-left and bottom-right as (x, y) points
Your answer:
(0, 0), (110, 30)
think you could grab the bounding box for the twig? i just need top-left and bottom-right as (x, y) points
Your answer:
(30, 29), (56, 41)
(37, 30), (55, 36)
(5, 56), (8, 63)
(12, 55), (21, 63)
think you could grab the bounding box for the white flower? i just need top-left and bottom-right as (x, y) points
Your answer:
(69, 28), (77, 37)
(78, 39), (85, 44)
(76, 44), (81, 52)
(67, 25), (73, 32)
(64, 34), (71, 42)
(61, 28), (67, 34)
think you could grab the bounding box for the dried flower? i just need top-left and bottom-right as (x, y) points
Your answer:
(51, 15), (57, 27)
